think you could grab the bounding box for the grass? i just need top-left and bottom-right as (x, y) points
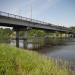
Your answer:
(0, 44), (74, 75)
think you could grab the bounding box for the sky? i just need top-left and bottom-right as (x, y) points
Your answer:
(0, 0), (75, 27)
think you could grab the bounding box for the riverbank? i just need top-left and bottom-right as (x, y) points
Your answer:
(0, 44), (75, 75)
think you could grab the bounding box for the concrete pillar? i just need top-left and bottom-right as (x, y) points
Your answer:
(23, 39), (27, 48)
(23, 30), (28, 48)
(16, 30), (19, 48)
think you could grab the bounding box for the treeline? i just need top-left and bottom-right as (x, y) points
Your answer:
(0, 26), (74, 43)
(0, 28), (51, 38)
(0, 28), (13, 43)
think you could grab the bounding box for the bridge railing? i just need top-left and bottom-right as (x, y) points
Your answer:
(0, 11), (68, 31)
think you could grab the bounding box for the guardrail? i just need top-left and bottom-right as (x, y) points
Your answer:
(0, 11), (49, 25)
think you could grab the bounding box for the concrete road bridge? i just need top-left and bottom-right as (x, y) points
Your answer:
(0, 11), (73, 48)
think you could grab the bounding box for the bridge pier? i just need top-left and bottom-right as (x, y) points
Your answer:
(16, 30), (19, 48)
(13, 27), (31, 48)
(23, 30), (28, 48)
(13, 27), (20, 48)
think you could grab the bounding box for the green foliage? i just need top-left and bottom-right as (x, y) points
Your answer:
(0, 44), (74, 75)
(29, 29), (46, 37)
(0, 28), (13, 43)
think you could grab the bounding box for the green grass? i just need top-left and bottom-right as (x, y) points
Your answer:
(0, 44), (73, 75)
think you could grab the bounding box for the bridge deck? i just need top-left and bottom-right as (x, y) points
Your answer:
(0, 11), (67, 32)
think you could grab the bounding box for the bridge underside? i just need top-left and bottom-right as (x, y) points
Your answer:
(0, 23), (67, 33)
(0, 15), (69, 33)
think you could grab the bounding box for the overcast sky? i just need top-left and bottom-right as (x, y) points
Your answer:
(0, 0), (75, 27)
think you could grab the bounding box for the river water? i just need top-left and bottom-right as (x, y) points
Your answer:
(37, 39), (75, 62)
(10, 39), (75, 62)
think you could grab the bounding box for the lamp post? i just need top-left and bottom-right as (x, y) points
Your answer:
(30, 0), (32, 20)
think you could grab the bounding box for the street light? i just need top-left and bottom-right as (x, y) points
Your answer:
(30, 0), (32, 20)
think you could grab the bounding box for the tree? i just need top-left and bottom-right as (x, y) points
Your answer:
(29, 29), (46, 37)
(0, 28), (13, 43)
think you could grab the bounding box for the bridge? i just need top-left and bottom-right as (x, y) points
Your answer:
(0, 11), (73, 48)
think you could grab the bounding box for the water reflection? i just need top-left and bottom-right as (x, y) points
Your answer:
(10, 40), (24, 48)
(38, 40), (75, 62)
(10, 39), (75, 62)
(10, 40), (40, 49)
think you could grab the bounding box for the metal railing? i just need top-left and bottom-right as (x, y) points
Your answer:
(0, 11), (49, 25)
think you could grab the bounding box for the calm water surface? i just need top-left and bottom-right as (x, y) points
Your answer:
(37, 39), (75, 62)
(10, 39), (75, 62)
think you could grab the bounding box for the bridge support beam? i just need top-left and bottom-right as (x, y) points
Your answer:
(23, 30), (28, 48)
(16, 30), (19, 48)
(13, 27), (20, 48)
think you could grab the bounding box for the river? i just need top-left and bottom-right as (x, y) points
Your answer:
(37, 39), (75, 62)
(10, 39), (75, 62)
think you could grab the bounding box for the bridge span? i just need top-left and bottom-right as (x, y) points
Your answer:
(0, 11), (68, 32)
(0, 11), (73, 48)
